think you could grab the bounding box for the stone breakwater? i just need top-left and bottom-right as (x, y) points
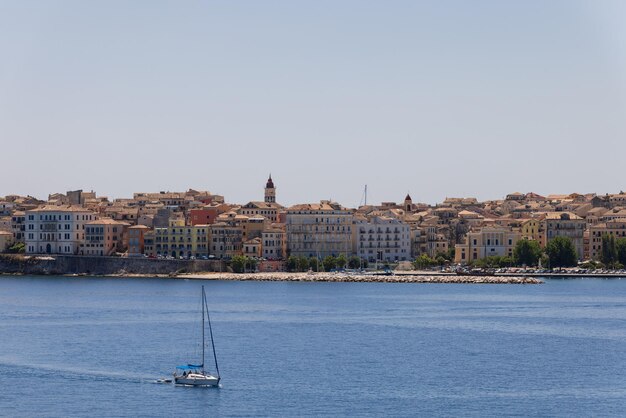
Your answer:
(182, 272), (543, 284)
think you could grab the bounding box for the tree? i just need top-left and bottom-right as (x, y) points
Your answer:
(348, 256), (362, 269)
(297, 256), (310, 272)
(616, 238), (626, 267)
(6, 242), (25, 254)
(472, 256), (513, 268)
(513, 239), (542, 266)
(308, 257), (320, 272)
(286, 256), (298, 272)
(601, 234), (618, 266)
(413, 254), (435, 270)
(231, 255), (246, 273)
(247, 257), (258, 271)
(336, 254), (347, 269)
(323, 255), (337, 271)
(545, 236), (578, 268)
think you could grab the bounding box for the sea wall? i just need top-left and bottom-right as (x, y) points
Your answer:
(0, 254), (226, 276)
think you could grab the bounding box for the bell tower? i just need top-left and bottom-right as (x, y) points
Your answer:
(264, 174), (276, 203)
(404, 193), (412, 213)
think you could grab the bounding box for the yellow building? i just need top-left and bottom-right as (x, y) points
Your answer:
(455, 227), (521, 264)
(0, 230), (14, 252)
(154, 218), (209, 259)
(589, 220), (626, 260)
(521, 219), (543, 246)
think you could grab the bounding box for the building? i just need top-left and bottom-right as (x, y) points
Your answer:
(10, 211), (25, 243)
(128, 225), (150, 256)
(144, 230), (155, 257)
(521, 218), (543, 246)
(542, 212), (586, 260)
(355, 216), (411, 262)
(262, 225), (287, 260)
(82, 219), (130, 256)
(25, 206), (97, 254)
(265, 175), (276, 203)
(210, 221), (243, 259)
(0, 230), (14, 252)
(154, 218), (209, 259)
(286, 201), (354, 258)
(455, 227), (521, 263)
(589, 220), (626, 260)
(243, 237), (262, 258)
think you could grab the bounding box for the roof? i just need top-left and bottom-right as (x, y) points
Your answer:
(544, 212), (583, 220)
(86, 218), (131, 226)
(28, 205), (96, 213)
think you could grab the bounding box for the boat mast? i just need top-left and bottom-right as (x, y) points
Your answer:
(204, 287), (220, 379)
(202, 285), (205, 372)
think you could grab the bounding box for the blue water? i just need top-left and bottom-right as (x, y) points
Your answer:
(1, 277), (626, 417)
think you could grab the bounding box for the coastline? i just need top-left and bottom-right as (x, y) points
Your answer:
(177, 271), (543, 284)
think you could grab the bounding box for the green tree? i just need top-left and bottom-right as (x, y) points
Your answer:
(513, 239), (542, 266)
(616, 238), (626, 266)
(231, 255), (246, 273)
(472, 256), (515, 268)
(308, 257), (320, 272)
(435, 255), (447, 266)
(286, 256), (298, 272)
(247, 257), (258, 271)
(336, 254), (347, 269)
(546, 236), (578, 268)
(601, 234), (618, 267)
(348, 256), (362, 269)
(412, 254), (435, 270)
(6, 242), (25, 254)
(297, 256), (310, 272)
(323, 255), (337, 271)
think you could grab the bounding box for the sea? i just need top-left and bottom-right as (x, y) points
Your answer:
(1, 276), (626, 417)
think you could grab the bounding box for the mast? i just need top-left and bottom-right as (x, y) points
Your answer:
(204, 287), (220, 379)
(202, 285), (205, 371)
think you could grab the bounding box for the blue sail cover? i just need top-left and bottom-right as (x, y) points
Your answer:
(176, 364), (203, 370)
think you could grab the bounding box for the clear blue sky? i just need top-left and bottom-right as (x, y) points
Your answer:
(1, 1), (625, 206)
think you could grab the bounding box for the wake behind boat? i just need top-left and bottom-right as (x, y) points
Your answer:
(172, 285), (221, 387)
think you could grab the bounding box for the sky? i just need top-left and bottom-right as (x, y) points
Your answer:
(1, 0), (625, 207)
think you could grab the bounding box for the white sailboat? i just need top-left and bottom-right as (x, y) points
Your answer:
(173, 285), (221, 387)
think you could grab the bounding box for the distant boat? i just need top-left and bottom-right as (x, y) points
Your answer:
(173, 285), (221, 387)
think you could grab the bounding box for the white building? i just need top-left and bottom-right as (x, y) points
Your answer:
(25, 206), (97, 254)
(355, 216), (411, 262)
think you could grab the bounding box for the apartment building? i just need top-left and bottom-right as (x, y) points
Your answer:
(286, 201), (353, 258)
(82, 218), (130, 256)
(542, 212), (586, 260)
(25, 206), (97, 254)
(355, 216), (410, 262)
(455, 227), (521, 263)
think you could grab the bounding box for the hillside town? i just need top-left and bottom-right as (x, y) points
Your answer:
(2, 176), (626, 270)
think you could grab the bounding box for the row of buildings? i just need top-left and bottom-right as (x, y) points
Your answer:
(3, 180), (626, 265)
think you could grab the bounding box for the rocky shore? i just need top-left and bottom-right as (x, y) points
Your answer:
(181, 272), (543, 284)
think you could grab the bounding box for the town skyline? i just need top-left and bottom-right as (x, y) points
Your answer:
(4, 181), (626, 209)
(3, 175), (626, 267)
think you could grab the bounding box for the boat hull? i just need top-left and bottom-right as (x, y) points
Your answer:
(174, 374), (219, 387)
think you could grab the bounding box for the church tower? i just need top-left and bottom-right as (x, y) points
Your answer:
(404, 193), (412, 213)
(264, 174), (276, 203)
